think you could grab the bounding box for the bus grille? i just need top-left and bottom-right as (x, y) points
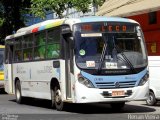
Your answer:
(96, 81), (136, 89)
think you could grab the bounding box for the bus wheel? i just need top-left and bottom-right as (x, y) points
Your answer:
(110, 102), (125, 110)
(51, 89), (55, 108)
(15, 81), (23, 104)
(54, 86), (64, 111)
(146, 91), (157, 106)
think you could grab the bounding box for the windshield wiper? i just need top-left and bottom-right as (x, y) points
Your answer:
(97, 35), (136, 74)
(97, 37), (108, 74)
(115, 42), (136, 74)
(111, 36), (136, 73)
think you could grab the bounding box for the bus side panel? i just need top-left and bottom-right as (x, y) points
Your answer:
(148, 56), (160, 99)
(11, 60), (70, 101)
(4, 64), (14, 94)
(12, 60), (61, 100)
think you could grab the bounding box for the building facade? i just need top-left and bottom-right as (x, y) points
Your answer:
(128, 11), (160, 56)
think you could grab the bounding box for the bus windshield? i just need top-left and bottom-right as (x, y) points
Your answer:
(74, 22), (148, 73)
(0, 48), (4, 71)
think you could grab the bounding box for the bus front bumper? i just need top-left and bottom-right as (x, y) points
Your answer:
(74, 81), (149, 103)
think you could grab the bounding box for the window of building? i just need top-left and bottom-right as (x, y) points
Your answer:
(149, 12), (157, 24)
(146, 42), (157, 55)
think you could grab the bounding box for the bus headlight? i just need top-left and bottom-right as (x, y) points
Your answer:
(138, 73), (149, 86)
(78, 75), (94, 88)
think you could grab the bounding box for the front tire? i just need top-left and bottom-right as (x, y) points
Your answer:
(15, 81), (23, 104)
(146, 91), (157, 106)
(51, 88), (55, 108)
(54, 86), (64, 111)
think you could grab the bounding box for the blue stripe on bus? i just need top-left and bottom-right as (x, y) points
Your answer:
(79, 16), (130, 23)
(81, 68), (147, 87)
(38, 26), (45, 31)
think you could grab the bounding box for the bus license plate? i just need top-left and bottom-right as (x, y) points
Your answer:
(112, 91), (125, 96)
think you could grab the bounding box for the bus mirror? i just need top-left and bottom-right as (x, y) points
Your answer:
(61, 25), (71, 35)
(70, 38), (74, 49)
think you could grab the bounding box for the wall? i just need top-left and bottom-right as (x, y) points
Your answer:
(128, 10), (160, 56)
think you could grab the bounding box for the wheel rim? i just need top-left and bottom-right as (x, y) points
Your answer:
(16, 87), (20, 100)
(55, 89), (62, 105)
(147, 94), (153, 104)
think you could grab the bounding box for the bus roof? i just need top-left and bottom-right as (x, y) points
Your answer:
(5, 19), (65, 40)
(75, 16), (137, 23)
(5, 16), (138, 40)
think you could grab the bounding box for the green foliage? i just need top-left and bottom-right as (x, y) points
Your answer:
(31, 0), (105, 18)
(72, 0), (91, 13)
(0, 0), (31, 44)
(0, 0), (105, 44)
(0, 19), (4, 26)
(31, 0), (73, 18)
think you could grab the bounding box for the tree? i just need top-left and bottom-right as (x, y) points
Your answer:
(0, 0), (31, 44)
(0, 0), (105, 44)
(31, 0), (105, 18)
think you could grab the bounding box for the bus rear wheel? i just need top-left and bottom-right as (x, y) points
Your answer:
(146, 91), (157, 106)
(53, 86), (64, 111)
(15, 81), (23, 104)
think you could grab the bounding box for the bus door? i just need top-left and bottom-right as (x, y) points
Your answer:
(4, 44), (14, 94)
(63, 37), (74, 99)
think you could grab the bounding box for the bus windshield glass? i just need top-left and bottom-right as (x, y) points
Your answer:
(73, 22), (148, 72)
(0, 48), (4, 71)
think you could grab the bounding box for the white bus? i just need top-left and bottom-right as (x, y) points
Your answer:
(4, 16), (149, 111)
(146, 56), (160, 105)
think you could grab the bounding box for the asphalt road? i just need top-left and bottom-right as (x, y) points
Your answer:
(0, 92), (160, 120)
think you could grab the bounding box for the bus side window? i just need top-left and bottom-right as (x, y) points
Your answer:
(14, 37), (22, 62)
(34, 51), (40, 60)
(34, 32), (46, 60)
(15, 50), (22, 62)
(47, 44), (60, 58)
(23, 49), (32, 61)
(46, 27), (60, 59)
(23, 35), (33, 61)
(5, 43), (9, 64)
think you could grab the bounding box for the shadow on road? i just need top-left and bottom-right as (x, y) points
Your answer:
(63, 103), (156, 114)
(142, 101), (160, 107)
(10, 98), (156, 114)
(0, 89), (7, 94)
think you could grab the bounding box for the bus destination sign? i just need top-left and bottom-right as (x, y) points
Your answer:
(80, 22), (135, 33)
